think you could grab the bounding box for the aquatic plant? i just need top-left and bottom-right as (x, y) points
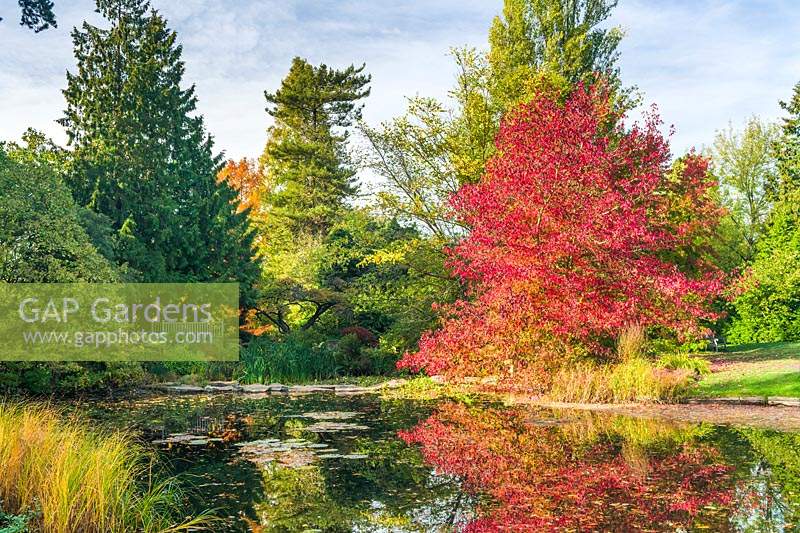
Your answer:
(0, 402), (209, 533)
(239, 334), (340, 383)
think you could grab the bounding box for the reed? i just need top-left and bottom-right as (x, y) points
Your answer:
(547, 359), (693, 404)
(0, 402), (208, 533)
(616, 323), (647, 361)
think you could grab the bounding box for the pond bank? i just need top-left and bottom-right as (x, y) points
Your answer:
(145, 378), (408, 395)
(528, 400), (800, 432)
(142, 378), (800, 432)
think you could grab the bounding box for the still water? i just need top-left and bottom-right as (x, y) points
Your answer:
(86, 393), (799, 532)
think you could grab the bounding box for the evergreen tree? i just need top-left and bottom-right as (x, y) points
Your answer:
(776, 80), (800, 195)
(260, 57), (370, 236)
(60, 0), (258, 300)
(1, 0), (56, 32)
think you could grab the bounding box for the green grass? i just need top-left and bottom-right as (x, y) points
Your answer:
(693, 342), (800, 398)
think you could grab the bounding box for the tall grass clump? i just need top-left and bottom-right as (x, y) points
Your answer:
(239, 335), (340, 384)
(548, 359), (693, 404)
(657, 353), (711, 375)
(616, 323), (647, 361)
(0, 402), (208, 533)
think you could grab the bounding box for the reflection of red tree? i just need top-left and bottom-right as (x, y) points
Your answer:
(400, 404), (734, 532)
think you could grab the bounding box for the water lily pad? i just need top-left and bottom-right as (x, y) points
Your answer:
(301, 411), (361, 420)
(237, 437), (340, 468)
(304, 421), (370, 433)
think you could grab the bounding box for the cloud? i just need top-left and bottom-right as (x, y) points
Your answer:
(614, 0), (800, 153)
(1, 0), (798, 163)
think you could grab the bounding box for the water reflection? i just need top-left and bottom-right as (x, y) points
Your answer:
(87, 394), (467, 531)
(402, 403), (800, 532)
(84, 394), (800, 532)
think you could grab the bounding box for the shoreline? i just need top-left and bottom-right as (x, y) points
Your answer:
(517, 399), (800, 432)
(70, 378), (800, 432)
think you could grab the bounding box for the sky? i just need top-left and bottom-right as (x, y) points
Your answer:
(1, 0), (799, 165)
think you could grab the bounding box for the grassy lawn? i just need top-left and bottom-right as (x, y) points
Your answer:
(693, 342), (800, 398)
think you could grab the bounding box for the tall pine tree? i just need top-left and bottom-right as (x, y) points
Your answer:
(247, 58), (371, 335)
(60, 0), (258, 302)
(260, 57), (371, 236)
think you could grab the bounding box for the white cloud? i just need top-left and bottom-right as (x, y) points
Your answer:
(614, 0), (800, 153)
(1, 0), (798, 164)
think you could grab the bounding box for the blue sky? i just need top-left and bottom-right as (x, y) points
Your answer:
(1, 0), (799, 163)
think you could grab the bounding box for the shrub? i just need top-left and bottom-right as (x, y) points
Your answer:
(726, 196), (800, 344)
(648, 337), (711, 355)
(0, 363), (147, 395)
(340, 326), (378, 347)
(0, 402), (208, 532)
(333, 333), (398, 376)
(146, 361), (238, 384)
(358, 347), (400, 375)
(657, 353), (711, 375)
(0, 508), (31, 533)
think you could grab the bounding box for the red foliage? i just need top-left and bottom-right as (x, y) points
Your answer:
(399, 86), (722, 383)
(341, 326), (379, 347)
(400, 403), (734, 532)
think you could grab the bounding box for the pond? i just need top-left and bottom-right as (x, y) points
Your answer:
(83, 392), (800, 532)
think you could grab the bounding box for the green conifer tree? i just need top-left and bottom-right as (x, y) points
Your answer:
(0, 0), (56, 32)
(260, 57), (371, 236)
(776, 81), (800, 195)
(60, 0), (258, 301)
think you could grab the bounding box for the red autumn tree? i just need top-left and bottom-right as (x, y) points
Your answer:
(398, 86), (722, 383)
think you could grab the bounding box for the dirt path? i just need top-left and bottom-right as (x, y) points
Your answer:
(531, 401), (800, 432)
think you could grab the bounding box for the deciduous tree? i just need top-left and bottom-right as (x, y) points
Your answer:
(399, 87), (722, 384)
(710, 117), (779, 267)
(727, 82), (800, 343)
(0, 130), (117, 283)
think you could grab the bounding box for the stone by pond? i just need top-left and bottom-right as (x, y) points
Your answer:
(78, 392), (800, 532)
(147, 379), (407, 395)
